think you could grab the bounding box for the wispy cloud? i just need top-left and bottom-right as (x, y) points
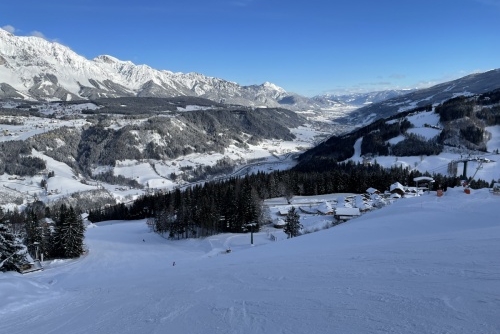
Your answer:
(1, 25), (16, 33)
(30, 30), (60, 43)
(30, 30), (47, 39)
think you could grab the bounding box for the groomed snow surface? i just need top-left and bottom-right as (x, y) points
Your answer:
(1, 188), (500, 334)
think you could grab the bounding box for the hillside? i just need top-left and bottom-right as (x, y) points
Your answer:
(338, 69), (500, 125)
(0, 97), (329, 210)
(298, 88), (500, 182)
(0, 187), (499, 333)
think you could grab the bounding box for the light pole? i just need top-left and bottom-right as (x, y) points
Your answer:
(246, 222), (257, 245)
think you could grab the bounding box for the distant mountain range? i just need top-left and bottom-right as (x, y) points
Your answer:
(2, 27), (500, 119)
(0, 28), (318, 110)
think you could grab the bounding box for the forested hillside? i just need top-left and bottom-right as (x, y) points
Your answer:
(10, 102), (305, 177)
(297, 89), (500, 171)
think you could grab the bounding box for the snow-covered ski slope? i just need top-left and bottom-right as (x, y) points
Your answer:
(1, 188), (500, 334)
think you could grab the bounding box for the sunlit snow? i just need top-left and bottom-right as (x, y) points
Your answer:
(1, 188), (499, 333)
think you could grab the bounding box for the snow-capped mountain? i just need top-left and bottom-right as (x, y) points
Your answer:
(0, 28), (307, 108)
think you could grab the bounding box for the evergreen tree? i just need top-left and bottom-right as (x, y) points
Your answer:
(41, 222), (54, 260)
(0, 211), (29, 272)
(61, 207), (86, 258)
(24, 210), (42, 260)
(52, 204), (68, 258)
(283, 207), (302, 238)
(53, 205), (85, 258)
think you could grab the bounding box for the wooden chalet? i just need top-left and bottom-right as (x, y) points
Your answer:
(390, 182), (405, 196)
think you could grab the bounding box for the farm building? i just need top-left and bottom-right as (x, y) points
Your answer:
(334, 207), (360, 221)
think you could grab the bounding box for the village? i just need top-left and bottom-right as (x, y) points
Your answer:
(264, 177), (438, 236)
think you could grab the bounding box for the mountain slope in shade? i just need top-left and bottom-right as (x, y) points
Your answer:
(0, 29), (320, 109)
(342, 69), (500, 125)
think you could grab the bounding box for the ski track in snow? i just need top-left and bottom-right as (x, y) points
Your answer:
(1, 189), (500, 333)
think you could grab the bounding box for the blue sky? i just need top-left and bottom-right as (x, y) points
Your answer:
(1, 0), (499, 96)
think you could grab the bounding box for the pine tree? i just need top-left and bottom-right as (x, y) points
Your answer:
(41, 223), (54, 260)
(52, 204), (68, 258)
(24, 210), (42, 259)
(53, 205), (85, 258)
(283, 206), (302, 238)
(62, 207), (86, 258)
(0, 212), (29, 272)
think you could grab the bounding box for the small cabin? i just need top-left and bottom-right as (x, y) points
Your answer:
(390, 182), (405, 196)
(334, 207), (360, 221)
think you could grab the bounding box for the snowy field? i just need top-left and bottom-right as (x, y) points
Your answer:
(1, 187), (499, 334)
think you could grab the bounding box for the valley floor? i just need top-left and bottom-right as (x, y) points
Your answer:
(1, 188), (500, 333)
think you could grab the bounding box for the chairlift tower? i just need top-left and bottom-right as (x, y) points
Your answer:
(454, 156), (494, 179)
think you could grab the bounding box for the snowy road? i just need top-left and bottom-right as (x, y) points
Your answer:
(1, 188), (500, 333)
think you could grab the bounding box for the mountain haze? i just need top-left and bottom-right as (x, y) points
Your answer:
(313, 89), (416, 108)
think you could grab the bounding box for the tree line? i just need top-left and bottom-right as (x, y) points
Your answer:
(88, 160), (490, 239)
(0, 204), (85, 272)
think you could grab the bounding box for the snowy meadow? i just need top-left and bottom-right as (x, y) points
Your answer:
(1, 187), (499, 334)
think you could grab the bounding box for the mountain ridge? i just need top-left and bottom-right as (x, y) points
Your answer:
(340, 69), (500, 125)
(3, 28), (500, 119)
(0, 28), (319, 109)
